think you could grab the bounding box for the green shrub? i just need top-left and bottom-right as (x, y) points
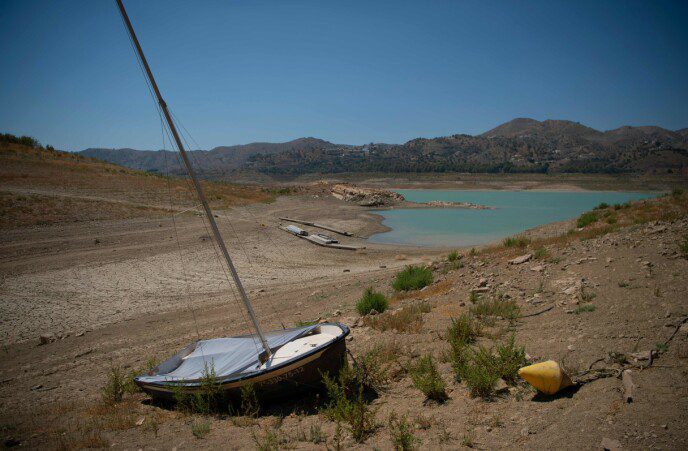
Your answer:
(356, 287), (389, 315)
(408, 355), (448, 402)
(494, 334), (526, 384)
(502, 236), (530, 248)
(579, 288), (596, 302)
(174, 363), (221, 414)
(462, 347), (500, 398)
(576, 211), (598, 228)
(672, 188), (684, 197)
(470, 297), (520, 322)
(446, 313), (480, 346)
(102, 366), (126, 404)
(191, 418), (210, 439)
(574, 304), (596, 314)
(389, 413), (419, 450)
(447, 250), (460, 262)
(251, 426), (283, 450)
(392, 265), (434, 291)
(322, 362), (378, 443)
(594, 202), (609, 210)
(448, 339), (470, 382)
(533, 247), (549, 260)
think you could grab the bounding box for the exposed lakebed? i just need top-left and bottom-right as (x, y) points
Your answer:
(368, 189), (656, 247)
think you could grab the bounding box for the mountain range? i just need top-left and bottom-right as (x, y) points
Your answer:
(80, 118), (688, 177)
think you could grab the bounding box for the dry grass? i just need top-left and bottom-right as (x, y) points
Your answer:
(392, 278), (453, 303)
(364, 301), (432, 333)
(0, 142), (278, 228)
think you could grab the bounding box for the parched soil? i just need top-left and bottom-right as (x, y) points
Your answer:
(1, 149), (687, 451)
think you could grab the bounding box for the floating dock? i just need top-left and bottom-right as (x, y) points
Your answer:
(278, 217), (353, 236)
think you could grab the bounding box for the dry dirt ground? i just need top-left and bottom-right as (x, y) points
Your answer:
(1, 144), (687, 450)
(1, 191), (688, 450)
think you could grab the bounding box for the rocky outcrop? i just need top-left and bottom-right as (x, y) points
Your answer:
(331, 184), (404, 206)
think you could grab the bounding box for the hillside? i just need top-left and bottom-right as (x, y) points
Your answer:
(78, 119), (688, 177)
(0, 137), (277, 228)
(81, 137), (337, 178)
(250, 119), (688, 175)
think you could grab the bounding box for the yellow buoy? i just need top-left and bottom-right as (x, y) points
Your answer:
(518, 360), (573, 395)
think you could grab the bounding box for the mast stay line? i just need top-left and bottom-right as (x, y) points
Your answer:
(115, 0), (272, 357)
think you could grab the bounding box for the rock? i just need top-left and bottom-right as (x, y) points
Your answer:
(629, 350), (654, 368)
(368, 309), (379, 316)
(509, 254), (532, 265)
(333, 310), (341, 316)
(600, 437), (623, 450)
(606, 257), (614, 263)
(530, 265), (545, 272)
(520, 427), (530, 437)
(343, 269), (350, 273)
(679, 322), (688, 336)
(136, 417), (145, 426)
(478, 278), (488, 287)
(495, 379), (509, 392)
(470, 287), (490, 294)
(30, 384), (43, 391)
(563, 286), (578, 296)
(39, 334), (56, 345)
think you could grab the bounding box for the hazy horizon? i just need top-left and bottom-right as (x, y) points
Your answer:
(1, 0), (687, 151)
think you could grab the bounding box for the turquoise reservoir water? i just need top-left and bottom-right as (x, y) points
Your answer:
(369, 190), (655, 247)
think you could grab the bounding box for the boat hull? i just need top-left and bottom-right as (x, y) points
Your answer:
(135, 329), (348, 402)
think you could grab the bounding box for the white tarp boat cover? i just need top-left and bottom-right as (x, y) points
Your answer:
(137, 325), (319, 385)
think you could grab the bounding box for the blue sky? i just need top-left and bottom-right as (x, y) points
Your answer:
(1, 0), (687, 151)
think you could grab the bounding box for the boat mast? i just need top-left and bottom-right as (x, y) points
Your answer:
(115, 0), (272, 357)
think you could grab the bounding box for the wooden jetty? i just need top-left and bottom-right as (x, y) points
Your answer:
(278, 217), (353, 236)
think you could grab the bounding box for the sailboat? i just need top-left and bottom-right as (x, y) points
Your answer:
(114, 0), (350, 401)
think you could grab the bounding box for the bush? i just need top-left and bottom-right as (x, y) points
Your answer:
(672, 188), (684, 197)
(174, 363), (221, 414)
(446, 313), (480, 346)
(449, 336), (526, 396)
(447, 250), (460, 262)
(392, 265), (434, 291)
(102, 366), (126, 404)
(460, 346), (499, 398)
(594, 202), (609, 210)
(191, 418), (210, 439)
(494, 334), (526, 384)
(389, 413), (419, 450)
(574, 304), (596, 314)
(356, 287), (389, 315)
(322, 361), (378, 443)
(533, 246), (549, 260)
(408, 355), (448, 402)
(576, 211), (598, 228)
(470, 297), (520, 322)
(502, 236), (530, 248)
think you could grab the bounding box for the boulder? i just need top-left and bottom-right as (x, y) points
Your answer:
(509, 254), (533, 265)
